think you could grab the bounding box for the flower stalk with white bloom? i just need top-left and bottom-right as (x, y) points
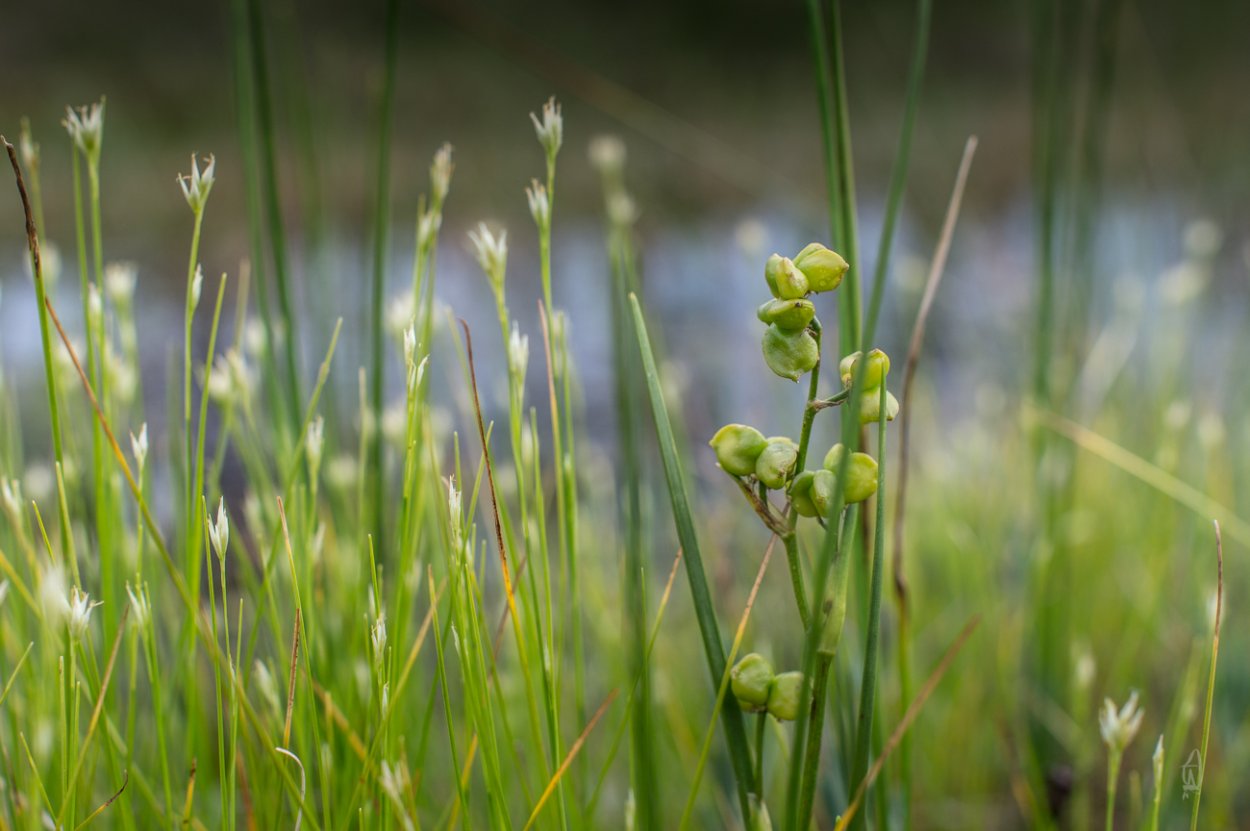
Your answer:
(207, 497), (230, 561)
(130, 423), (149, 477)
(67, 585), (101, 642)
(468, 223), (508, 309)
(1100, 691), (1144, 831)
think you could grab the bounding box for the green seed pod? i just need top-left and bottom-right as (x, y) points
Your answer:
(810, 469), (837, 516)
(789, 470), (819, 517)
(756, 298), (815, 332)
(767, 671), (806, 721)
(858, 388), (900, 425)
(755, 437), (798, 489)
(731, 652), (775, 712)
(762, 324), (819, 382)
(822, 444), (879, 503)
(839, 348), (890, 389)
(764, 254), (809, 300)
(793, 242), (849, 293)
(709, 424), (767, 477)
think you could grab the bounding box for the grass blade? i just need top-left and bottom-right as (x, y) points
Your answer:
(629, 292), (755, 821)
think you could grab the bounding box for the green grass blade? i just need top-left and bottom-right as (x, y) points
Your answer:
(629, 292), (754, 822)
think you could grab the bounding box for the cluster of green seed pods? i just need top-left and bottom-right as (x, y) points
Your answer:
(709, 424), (798, 490)
(730, 653), (806, 721)
(789, 443), (879, 517)
(758, 243), (848, 381)
(839, 347), (899, 424)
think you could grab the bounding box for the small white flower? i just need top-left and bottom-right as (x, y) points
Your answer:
(507, 322), (529, 385)
(467, 223), (507, 296)
(588, 135), (625, 176)
(104, 262), (137, 305)
(63, 100), (105, 162)
(130, 423), (149, 474)
(306, 416), (325, 472)
(178, 153), (216, 214)
(126, 582), (150, 629)
(68, 585), (100, 640)
(525, 179), (550, 228)
(1099, 690), (1144, 753)
(190, 264), (204, 309)
(208, 497), (230, 560)
(430, 142), (454, 205)
(529, 96), (563, 160)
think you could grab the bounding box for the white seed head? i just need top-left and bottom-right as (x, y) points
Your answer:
(104, 262), (137, 305)
(208, 497), (230, 560)
(1099, 690), (1144, 753)
(178, 153), (216, 214)
(467, 223), (508, 296)
(130, 423), (149, 474)
(525, 179), (550, 228)
(68, 585), (100, 640)
(126, 582), (150, 629)
(63, 100), (105, 162)
(588, 135), (626, 176)
(507, 323), (529, 385)
(529, 96), (563, 159)
(306, 416), (325, 472)
(430, 142), (454, 205)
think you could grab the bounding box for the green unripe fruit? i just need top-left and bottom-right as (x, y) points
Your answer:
(755, 437), (798, 489)
(839, 348), (890, 389)
(709, 424), (768, 477)
(762, 324), (818, 382)
(764, 254), (809, 300)
(822, 444), (879, 503)
(859, 388), (900, 425)
(789, 470), (819, 517)
(756, 298), (815, 331)
(793, 242), (849, 293)
(810, 469), (837, 516)
(767, 671), (806, 721)
(730, 652), (775, 712)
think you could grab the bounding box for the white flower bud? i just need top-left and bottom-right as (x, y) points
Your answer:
(68, 585), (99, 640)
(126, 582), (150, 629)
(190, 264), (204, 310)
(467, 223), (507, 298)
(430, 143), (454, 206)
(178, 153), (216, 214)
(525, 179), (550, 228)
(306, 416), (325, 473)
(588, 135), (625, 176)
(130, 423), (149, 474)
(208, 497), (230, 560)
(529, 96), (563, 160)
(507, 323), (529, 385)
(1099, 691), (1144, 753)
(63, 100), (105, 162)
(104, 262), (137, 305)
